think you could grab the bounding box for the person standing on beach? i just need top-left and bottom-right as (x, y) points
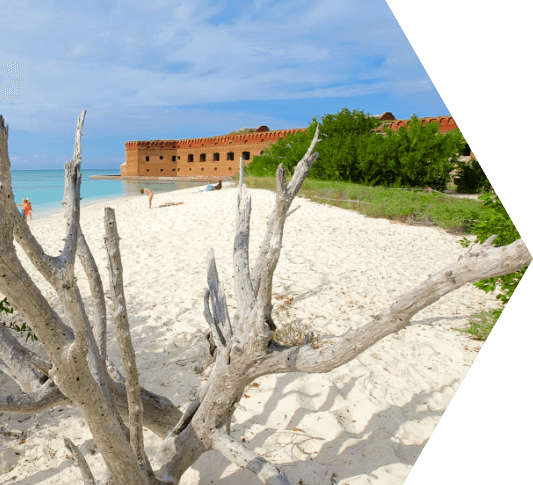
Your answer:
(140, 188), (154, 208)
(16, 198), (31, 223)
(26, 199), (33, 220)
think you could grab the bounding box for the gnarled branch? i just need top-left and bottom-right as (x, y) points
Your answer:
(64, 437), (97, 485)
(77, 231), (107, 361)
(211, 430), (291, 485)
(0, 379), (69, 413)
(206, 249), (232, 343)
(251, 126), (320, 327)
(104, 207), (155, 482)
(247, 237), (532, 378)
(0, 324), (47, 392)
(233, 184), (255, 320)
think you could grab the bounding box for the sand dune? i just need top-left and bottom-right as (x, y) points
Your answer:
(0, 185), (499, 484)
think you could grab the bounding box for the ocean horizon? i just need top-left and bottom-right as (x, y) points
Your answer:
(11, 169), (207, 220)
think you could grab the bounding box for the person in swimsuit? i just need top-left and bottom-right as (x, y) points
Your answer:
(26, 199), (33, 220)
(16, 198), (31, 223)
(213, 180), (222, 190)
(140, 188), (154, 208)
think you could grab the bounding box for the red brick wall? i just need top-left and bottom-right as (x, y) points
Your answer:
(387, 116), (458, 133)
(122, 128), (305, 177)
(121, 146), (139, 176)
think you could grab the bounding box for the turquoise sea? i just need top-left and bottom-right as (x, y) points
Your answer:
(11, 170), (207, 219)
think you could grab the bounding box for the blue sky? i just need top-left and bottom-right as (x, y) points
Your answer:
(0, 0), (448, 170)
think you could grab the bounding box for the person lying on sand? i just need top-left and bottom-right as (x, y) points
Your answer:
(140, 188), (154, 208)
(201, 180), (222, 192)
(158, 202), (184, 208)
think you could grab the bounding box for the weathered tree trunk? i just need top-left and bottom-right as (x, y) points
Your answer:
(0, 112), (530, 485)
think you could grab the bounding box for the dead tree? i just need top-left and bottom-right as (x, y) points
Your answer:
(0, 112), (530, 485)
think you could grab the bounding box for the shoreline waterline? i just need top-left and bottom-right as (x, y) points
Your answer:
(90, 174), (236, 182)
(25, 180), (237, 221)
(12, 169), (212, 219)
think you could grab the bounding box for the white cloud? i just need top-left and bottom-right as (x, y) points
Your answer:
(0, 0), (431, 134)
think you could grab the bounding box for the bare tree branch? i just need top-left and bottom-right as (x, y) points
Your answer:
(0, 116), (74, 356)
(211, 430), (291, 485)
(285, 126), (320, 200)
(0, 369), (180, 438)
(0, 322), (52, 372)
(0, 324), (46, 392)
(64, 437), (97, 485)
(233, 184), (255, 320)
(97, 375), (180, 438)
(206, 249), (232, 343)
(77, 231), (108, 361)
(239, 156), (244, 187)
(286, 205), (300, 218)
(203, 289), (225, 350)
(1, 113), (152, 485)
(251, 126), (320, 311)
(0, 337), (180, 437)
(104, 207), (156, 482)
(248, 237), (532, 378)
(251, 129), (320, 332)
(152, 422), (207, 484)
(59, 109), (85, 267)
(0, 379), (69, 413)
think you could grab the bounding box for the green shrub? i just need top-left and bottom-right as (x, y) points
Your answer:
(454, 158), (491, 194)
(460, 310), (498, 340)
(246, 109), (465, 188)
(461, 193), (525, 320)
(0, 296), (39, 342)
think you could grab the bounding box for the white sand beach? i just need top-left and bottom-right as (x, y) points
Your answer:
(0, 185), (501, 485)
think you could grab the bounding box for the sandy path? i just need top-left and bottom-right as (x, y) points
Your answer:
(0, 185), (499, 484)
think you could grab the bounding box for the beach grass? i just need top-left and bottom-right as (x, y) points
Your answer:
(243, 176), (503, 333)
(459, 310), (498, 340)
(243, 176), (486, 234)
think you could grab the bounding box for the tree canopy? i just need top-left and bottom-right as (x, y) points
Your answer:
(246, 109), (466, 188)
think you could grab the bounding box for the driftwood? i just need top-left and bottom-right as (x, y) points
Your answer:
(0, 112), (530, 485)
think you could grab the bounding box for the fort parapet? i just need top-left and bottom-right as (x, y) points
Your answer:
(121, 126), (306, 178)
(376, 115), (458, 134)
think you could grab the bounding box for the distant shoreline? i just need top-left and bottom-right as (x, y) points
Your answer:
(90, 174), (236, 182)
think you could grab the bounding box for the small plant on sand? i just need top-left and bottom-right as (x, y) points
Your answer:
(460, 310), (498, 340)
(272, 294), (321, 349)
(0, 297), (39, 342)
